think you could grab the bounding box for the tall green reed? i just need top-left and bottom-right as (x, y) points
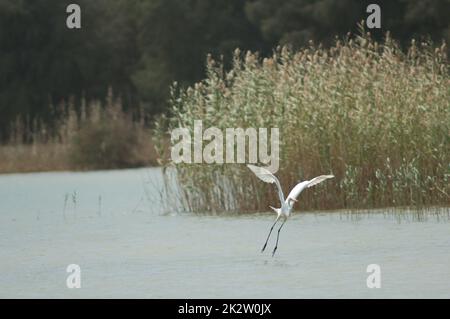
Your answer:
(155, 31), (450, 214)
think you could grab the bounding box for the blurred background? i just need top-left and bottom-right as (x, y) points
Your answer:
(1, 0), (449, 140)
(0, 1), (449, 189)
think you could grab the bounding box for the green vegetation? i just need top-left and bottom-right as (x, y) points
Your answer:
(156, 32), (450, 213)
(1, 0), (450, 141)
(69, 94), (151, 170)
(0, 91), (156, 173)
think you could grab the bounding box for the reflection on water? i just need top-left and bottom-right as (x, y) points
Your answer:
(0, 168), (449, 298)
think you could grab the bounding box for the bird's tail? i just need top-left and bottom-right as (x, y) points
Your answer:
(269, 206), (279, 214)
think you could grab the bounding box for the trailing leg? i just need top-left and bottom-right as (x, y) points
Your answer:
(272, 219), (286, 257)
(261, 217), (279, 252)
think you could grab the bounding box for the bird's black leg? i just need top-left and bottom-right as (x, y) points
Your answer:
(261, 218), (279, 252)
(272, 219), (286, 257)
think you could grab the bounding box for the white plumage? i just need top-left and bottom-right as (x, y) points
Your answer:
(247, 164), (334, 256)
(286, 174), (335, 203)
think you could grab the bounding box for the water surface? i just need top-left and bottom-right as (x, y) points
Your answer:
(0, 168), (449, 298)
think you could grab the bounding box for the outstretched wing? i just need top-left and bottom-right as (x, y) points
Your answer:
(286, 175), (334, 203)
(247, 164), (285, 205)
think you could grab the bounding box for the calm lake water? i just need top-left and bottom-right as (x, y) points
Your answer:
(0, 168), (449, 298)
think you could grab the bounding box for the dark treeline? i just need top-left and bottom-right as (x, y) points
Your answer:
(1, 0), (449, 141)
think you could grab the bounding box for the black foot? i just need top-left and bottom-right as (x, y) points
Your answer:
(272, 247), (278, 257)
(261, 243), (267, 252)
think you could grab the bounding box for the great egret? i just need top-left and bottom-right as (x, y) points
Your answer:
(247, 164), (334, 256)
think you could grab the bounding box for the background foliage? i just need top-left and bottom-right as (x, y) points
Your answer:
(1, 0), (449, 141)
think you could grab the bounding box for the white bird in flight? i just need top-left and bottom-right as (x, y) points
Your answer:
(247, 164), (334, 257)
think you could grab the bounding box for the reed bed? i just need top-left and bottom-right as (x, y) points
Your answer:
(155, 32), (450, 214)
(0, 91), (157, 173)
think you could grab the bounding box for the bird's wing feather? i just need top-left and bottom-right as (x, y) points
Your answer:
(306, 175), (335, 188)
(286, 175), (334, 202)
(247, 164), (285, 205)
(285, 181), (310, 202)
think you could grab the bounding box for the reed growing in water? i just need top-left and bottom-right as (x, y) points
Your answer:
(0, 90), (156, 173)
(155, 32), (450, 214)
